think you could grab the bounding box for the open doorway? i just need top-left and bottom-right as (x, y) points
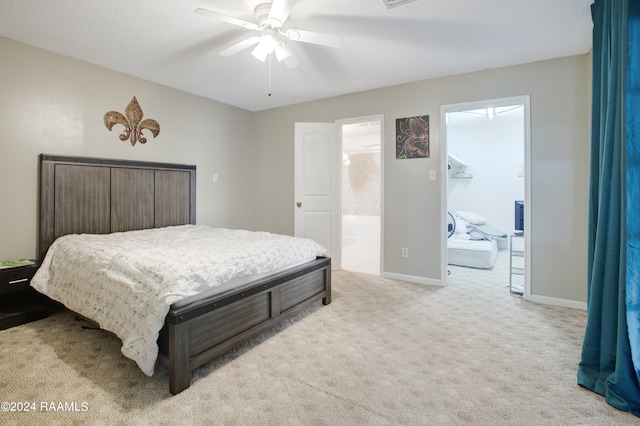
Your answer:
(339, 116), (383, 275)
(442, 96), (531, 298)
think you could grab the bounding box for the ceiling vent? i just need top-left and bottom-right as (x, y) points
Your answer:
(382, 0), (419, 8)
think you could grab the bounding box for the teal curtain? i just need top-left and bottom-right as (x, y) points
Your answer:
(578, 0), (640, 415)
(625, 0), (640, 397)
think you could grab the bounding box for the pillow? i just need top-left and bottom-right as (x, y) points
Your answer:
(456, 210), (488, 225)
(453, 215), (468, 234)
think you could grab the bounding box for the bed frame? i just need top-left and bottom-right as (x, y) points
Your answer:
(37, 154), (331, 395)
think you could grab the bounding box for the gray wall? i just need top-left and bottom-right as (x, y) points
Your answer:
(252, 55), (591, 305)
(0, 37), (255, 261)
(0, 35), (591, 306)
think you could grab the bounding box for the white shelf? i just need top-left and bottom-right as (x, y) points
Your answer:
(509, 234), (524, 295)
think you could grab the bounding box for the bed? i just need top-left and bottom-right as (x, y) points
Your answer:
(32, 154), (332, 395)
(447, 211), (500, 269)
(448, 237), (498, 269)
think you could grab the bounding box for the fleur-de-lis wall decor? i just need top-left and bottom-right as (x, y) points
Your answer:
(104, 96), (160, 146)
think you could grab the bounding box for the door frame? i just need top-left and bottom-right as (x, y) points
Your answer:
(440, 95), (531, 300)
(337, 114), (385, 275)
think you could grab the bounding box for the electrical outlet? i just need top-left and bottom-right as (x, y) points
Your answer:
(402, 247), (409, 258)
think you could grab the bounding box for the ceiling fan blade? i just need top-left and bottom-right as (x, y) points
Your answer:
(267, 0), (298, 28)
(219, 36), (261, 56)
(194, 8), (260, 31)
(285, 28), (343, 49)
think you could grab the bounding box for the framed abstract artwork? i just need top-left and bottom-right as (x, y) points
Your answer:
(395, 115), (429, 159)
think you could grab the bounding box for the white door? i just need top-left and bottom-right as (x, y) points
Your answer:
(294, 122), (340, 269)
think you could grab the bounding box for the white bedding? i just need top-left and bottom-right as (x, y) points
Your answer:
(447, 235), (498, 269)
(30, 225), (329, 376)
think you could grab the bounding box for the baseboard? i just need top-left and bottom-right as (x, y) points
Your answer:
(529, 294), (587, 310)
(382, 272), (445, 287)
(382, 271), (587, 309)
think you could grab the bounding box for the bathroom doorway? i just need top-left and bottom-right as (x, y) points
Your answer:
(339, 116), (383, 275)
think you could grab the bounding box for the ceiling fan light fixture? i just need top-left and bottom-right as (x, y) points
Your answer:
(274, 42), (292, 62)
(196, 1), (343, 69)
(251, 30), (278, 62)
(251, 44), (269, 62)
(251, 44), (266, 61)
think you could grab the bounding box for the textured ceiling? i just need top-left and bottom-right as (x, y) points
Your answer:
(0, 0), (594, 112)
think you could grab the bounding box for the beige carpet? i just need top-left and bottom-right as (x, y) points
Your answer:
(1, 252), (637, 425)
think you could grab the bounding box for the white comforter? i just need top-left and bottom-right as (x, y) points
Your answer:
(30, 225), (329, 376)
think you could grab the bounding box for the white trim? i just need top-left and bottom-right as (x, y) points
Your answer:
(382, 272), (445, 287)
(440, 107), (449, 283)
(337, 114), (385, 276)
(529, 295), (587, 311)
(441, 95), (531, 300)
(522, 96), (532, 302)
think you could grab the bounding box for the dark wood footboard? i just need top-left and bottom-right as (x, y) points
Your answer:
(157, 256), (331, 395)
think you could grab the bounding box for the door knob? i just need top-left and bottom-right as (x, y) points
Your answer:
(296, 202), (302, 207)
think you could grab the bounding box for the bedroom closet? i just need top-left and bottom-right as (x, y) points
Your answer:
(340, 118), (382, 275)
(443, 96), (530, 295)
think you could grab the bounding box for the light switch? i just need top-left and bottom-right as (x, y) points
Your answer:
(429, 170), (436, 181)
(213, 173), (218, 183)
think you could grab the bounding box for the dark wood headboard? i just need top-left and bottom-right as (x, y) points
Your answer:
(38, 154), (196, 260)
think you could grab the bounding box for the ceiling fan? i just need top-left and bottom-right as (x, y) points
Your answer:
(194, 0), (343, 69)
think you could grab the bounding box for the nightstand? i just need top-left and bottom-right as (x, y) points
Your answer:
(0, 260), (48, 330)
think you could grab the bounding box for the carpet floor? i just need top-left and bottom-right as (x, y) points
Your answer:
(1, 252), (637, 425)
